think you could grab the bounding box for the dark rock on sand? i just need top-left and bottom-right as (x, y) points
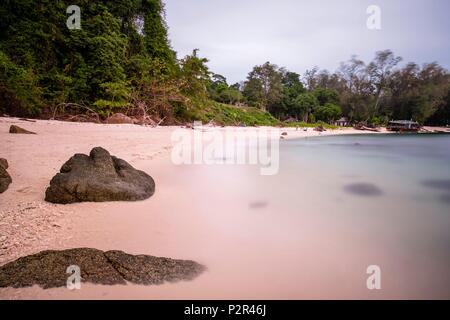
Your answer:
(0, 158), (12, 193)
(344, 183), (383, 197)
(106, 113), (134, 124)
(0, 248), (205, 289)
(105, 250), (204, 285)
(9, 125), (36, 134)
(45, 147), (155, 204)
(0, 158), (8, 170)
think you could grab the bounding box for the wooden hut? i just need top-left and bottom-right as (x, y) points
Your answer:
(334, 117), (350, 127)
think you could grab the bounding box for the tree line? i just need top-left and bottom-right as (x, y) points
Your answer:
(0, 0), (213, 124)
(1, 1), (449, 126)
(208, 51), (450, 126)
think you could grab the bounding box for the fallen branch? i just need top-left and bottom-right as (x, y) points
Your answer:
(19, 118), (37, 122)
(156, 117), (166, 127)
(52, 103), (100, 123)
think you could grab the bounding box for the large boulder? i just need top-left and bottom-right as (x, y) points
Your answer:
(0, 158), (12, 193)
(9, 125), (36, 134)
(0, 248), (205, 289)
(45, 147), (155, 204)
(106, 113), (134, 124)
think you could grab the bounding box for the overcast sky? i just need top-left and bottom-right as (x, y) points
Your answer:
(164, 0), (450, 84)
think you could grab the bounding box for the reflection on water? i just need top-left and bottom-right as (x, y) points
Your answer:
(344, 183), (383, 197)
(275, 134), (450, 298)
(249, 201), (269, 209)
(165, 134), (450, 299)
(440, 194), (450, 204)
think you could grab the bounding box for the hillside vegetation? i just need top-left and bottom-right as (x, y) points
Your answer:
(1, 1), (448, 126)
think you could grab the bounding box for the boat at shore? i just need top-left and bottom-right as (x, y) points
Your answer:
(387, 120), (421, 132)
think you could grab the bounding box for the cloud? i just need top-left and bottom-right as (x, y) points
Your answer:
(165, 0), (450, 83)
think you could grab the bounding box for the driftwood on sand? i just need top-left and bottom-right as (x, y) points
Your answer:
(18, 118), (37, 123)
(50, 103), (163, 127)
(354, 123), (380, 132)
(51, 103), (101, 123)
(314, 125), (327, 132)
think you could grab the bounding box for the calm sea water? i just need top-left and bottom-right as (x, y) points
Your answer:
(282, 134), (450, 209)
(276, 134), (450, 298)
(174, 133), (450, 299)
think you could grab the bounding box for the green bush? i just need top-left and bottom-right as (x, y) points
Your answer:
(283, 121), (339, 129)
(185, 101), (280, 126)
(0, 51), (43, 116)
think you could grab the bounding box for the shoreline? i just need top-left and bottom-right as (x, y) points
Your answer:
(0, 117), (444, 266)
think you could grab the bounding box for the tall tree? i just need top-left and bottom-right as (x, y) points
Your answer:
(315, 103), (342, 123)
(0, 0), (180, 116)
(179, 49), (210, 98)
(278, 71), (305, 118)
(294, 93), (319, 122)
(367, 50), (402, 118)
(243, 62), (283, 111)
(142, 0), (177, 72)
(313, 88), (339, 106)
(303, 67), (319, 91)
(388, 62), (449, 123)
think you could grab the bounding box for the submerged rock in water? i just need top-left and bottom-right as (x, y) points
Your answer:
(344, 183), (383, 197)
(9, 125), (36, 134)
(0, 248), (205, 289)
(0, 158), (12, 193)
(421, 179), (450, 191)
(439, 194), (450, 204)
(249, 201), (268, 209)
(45, 147), (155, 204)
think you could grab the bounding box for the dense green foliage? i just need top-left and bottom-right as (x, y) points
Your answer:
(284, 121), (339, 130)
(0, 2), (448, 126)
(191, 102), (279, 126)
(1, 0), (173, 116)
(0, 0), (214, 122)
(0, 0), (280, 125)
(207, 74), (243, 105)
(241, 51), (449, 125)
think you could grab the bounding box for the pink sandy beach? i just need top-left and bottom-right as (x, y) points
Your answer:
(0, 117), (445, 299)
